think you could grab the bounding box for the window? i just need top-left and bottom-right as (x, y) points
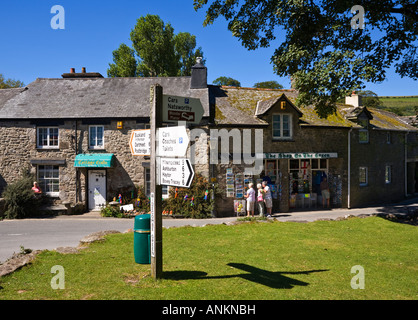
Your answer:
(359, 129), (369, 143)
(89, 126), (104, 149)
(38, 165), (59, 196)
(385, 165), (391, 184)
(37, 127), (59, 148)
(272, 114), (292, 139)
(387, 132), (391, 144)
(145, 168), (169, 198)
(359, 167), (368, 186)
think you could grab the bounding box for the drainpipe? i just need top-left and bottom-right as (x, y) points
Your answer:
(75, 120), (78, 204)
(347, 127), (352, 209)
(405, 131), (409, 197)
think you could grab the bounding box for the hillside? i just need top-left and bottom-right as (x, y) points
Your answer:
(378, 95), (418, 116)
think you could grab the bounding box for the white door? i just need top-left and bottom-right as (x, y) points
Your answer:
(88, 170), (106, 210)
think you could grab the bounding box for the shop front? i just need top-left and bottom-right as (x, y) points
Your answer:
(74, 153), (115, 210)
(263, 152), (341, 211)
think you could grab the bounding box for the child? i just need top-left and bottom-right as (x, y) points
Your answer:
(244, 183), (255, 217)
(257, 183), (265, 217)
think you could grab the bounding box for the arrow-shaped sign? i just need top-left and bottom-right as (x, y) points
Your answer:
(162, 95), (204, 124)
(160, 157), (194, 188)
(157, 126), (189, 157)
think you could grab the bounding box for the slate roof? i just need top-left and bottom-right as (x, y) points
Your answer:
(0, 77), (210, 119)
(210, 85), (417, 131)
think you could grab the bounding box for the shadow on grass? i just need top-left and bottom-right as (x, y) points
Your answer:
(164, 263), (329, 289)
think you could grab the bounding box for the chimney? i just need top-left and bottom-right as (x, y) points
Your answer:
(62, 67), (104, 79)
(190, 57), (207, 89)
(345, 91), (363, 107)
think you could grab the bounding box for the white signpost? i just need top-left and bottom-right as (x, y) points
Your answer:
(160, 157), (194, 188)
(162, 94), (204, 124)
(157, 126), (189, 157)
(129, 129), (151, 156)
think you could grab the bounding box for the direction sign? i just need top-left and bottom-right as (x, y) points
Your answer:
(130, 129), (151, 156)
(157, 126), (189, 157)
(162, 95), (204, 124)
(160, 157), (194, 188)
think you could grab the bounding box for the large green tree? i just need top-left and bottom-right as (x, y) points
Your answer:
(108, 14), (204, 78)
(0, 74), (24, 89)
(194, 0), (418, 117)
(254, 80), (283, 89)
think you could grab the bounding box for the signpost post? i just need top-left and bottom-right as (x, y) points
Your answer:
(148, 89), (203, 280)
(150, 84), (163, 280)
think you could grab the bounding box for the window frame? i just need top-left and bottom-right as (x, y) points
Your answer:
(89, 125), (105, 150)
(358, 129), (369, 143)
(37, 127), (59, 149)
(272, 113), (292, 140)
(359, 167), (368, 186)
(37, 165), (60, 197)
(144, 168), (169, 198)
(385, 165), (392, 184)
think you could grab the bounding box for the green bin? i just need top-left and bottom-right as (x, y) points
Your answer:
(133, 214), (151, 264)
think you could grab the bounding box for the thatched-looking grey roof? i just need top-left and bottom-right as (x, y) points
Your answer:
(0, 77), (209, 119)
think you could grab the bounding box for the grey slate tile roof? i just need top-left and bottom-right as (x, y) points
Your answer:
(0, 77), (209, 119)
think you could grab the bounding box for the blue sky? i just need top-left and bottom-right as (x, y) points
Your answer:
(0, 0), (416, 96)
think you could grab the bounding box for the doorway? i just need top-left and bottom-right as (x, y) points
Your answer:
(88, 170), (106, 210)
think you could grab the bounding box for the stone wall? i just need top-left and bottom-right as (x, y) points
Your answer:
(0, 119), (210, 211)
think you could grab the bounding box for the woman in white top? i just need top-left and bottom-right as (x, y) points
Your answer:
(244, 183), (256, 217)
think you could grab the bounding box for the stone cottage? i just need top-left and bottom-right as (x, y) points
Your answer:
(0, 61), (417, 216)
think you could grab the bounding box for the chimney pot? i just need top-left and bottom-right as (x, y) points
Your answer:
(70, 68), (75, 73)
(82, 67), (86, 73)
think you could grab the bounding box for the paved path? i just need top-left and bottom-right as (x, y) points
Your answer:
(1, 198), (417, 263)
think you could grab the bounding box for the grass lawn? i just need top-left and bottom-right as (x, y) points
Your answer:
(0, 217), (416, 300)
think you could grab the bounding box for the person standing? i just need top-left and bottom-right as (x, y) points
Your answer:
(320, 177), (330, 208)
(32, 182), (42, 194)
(256, 183), (265, 217)
(262, 181), (273, 217)
(244, 183), (256, 217)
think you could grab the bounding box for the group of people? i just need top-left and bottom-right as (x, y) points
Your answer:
(244, 181), (272, 218)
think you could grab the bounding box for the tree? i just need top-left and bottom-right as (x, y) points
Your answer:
(253, 80), (283, 89)
(0, 74), (24, 89)
(194, 0), (418, 117)
(213, 76), (241, 87)
(107, 44), (137, 77)
(107, 14), (204, 78)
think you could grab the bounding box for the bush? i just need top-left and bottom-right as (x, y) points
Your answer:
(1, 171), (41, 219)
(163, 173), (223, 218)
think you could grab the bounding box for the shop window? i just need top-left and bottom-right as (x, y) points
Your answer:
(385, 165), (391, 184)
(38, 165), (59, 196)
(37, 127), (59, 149)
(145, 168), (169, 198)
(272, 114), (292, 139)
(359, 167), (368, 186)
(89, 126), (104, 149)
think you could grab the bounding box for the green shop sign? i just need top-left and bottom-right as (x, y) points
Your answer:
(74, 153), (115, 168)
(264, 152), (338, 159)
